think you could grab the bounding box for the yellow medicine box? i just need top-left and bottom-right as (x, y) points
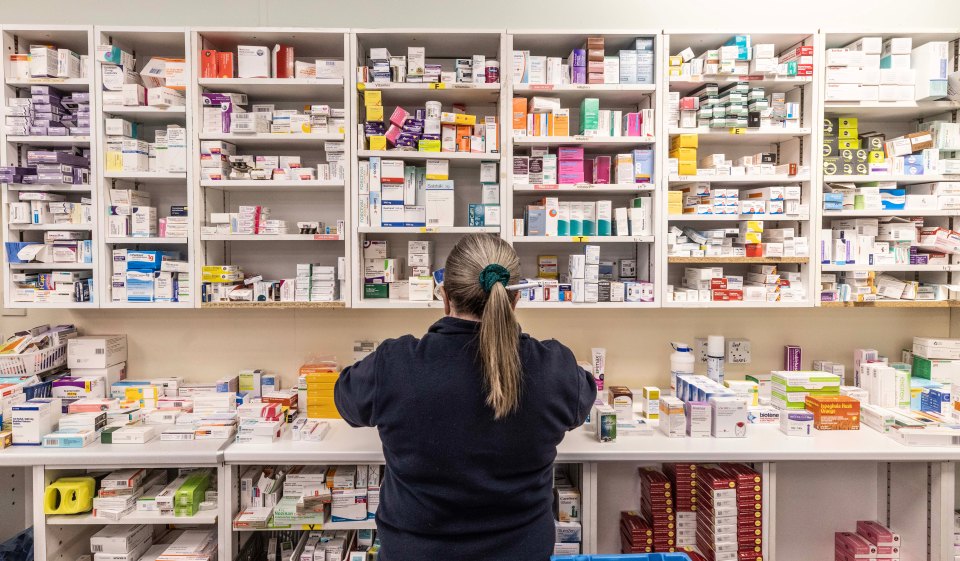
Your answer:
(669, 148), (697, 162)
(366, 105), (384, 122)
(670, 134), (699, 150)
(454, 113), (477, 126)
(363, 90), (382, 106)
(368, 136), (387, 151)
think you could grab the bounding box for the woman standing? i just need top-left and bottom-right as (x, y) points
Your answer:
(335, 233), (597, 561)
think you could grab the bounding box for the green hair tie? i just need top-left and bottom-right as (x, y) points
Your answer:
(478, 263), (510, 293)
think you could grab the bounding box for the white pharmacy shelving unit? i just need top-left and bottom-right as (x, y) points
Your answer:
(191, 28), (351, 309)
(349, 29), (508, 308)
(94, 26), (195, 308)
(662, 31), (820, 308)
(0, 24), (99, 309)
(4, 438), (230, 561)
(506, 30), (663, 308)
(819, 30), (960, 308)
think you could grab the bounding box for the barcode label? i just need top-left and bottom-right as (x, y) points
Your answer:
(95, 349), (104, 354)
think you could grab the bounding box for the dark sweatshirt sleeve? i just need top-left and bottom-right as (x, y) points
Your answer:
(571, 364), (598, 430)
(334, 349), (382, 428)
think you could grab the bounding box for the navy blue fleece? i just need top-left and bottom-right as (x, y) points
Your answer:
(335, 316), (596, 561)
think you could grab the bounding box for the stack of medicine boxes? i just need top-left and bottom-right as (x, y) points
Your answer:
(302, 364), (340, 419)
(771, 371), (842, 411)
(408, 241), (434, 301)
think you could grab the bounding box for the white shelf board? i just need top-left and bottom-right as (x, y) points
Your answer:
(198, 133), (343, 147)
(669, 127), (811, 143)
(102, 105), (187, 124)
(201, 234), (343, 241)
(668, 76), (813, 95)
(513, 83), (655, 104)
(103, 171), (187, 183)
(823, 101), (960, 121)
(357, 150), (499, 162)
(513, 136), (655, 148)
(0, 301), (96, 310)
(219, 419), (960, 464)
(513, 235), (654, 243)
(5, 78), (90, 91)
(669, 174), (810, 184)
(0, 436), (226, 467)
(105, 237), (188, 245)
(825, 174), (957, 184)
(668, 214), (808, 222)
(100, 301), (194, 309)
(236, 520), (377, 532)
(360, 82), (500, 104)
(6, 136), (91, 146)
(517, 301), (657, 309)
(512, 184), (655, 194)
(822, 209), (960, 218)
(663, 300), (811, 309)
(47, 511), (217, 525)
(353, 299), (444, 309)
(7, 263), (93, 270)
(6, 184), (91, 192)
(821, 264), (960, 272)
(198, 78), (344, 99)
(357, 226), (499, 234)
(200, 180), (343, 192)
(8, 223), (91, 231)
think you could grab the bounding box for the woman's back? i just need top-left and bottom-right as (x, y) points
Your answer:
(335, 233), (597, 561)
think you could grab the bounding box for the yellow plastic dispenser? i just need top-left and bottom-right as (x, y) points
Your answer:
(43, 476), (95, 515)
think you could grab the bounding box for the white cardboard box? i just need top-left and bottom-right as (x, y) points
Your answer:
(68, 336), (128, 369)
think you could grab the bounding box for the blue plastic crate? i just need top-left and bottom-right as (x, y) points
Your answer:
(550, 553), (690, 561)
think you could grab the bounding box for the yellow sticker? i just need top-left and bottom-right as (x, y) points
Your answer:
(356, 82), (366, 91)
(729, 128), (746, 135)
(430, 83), (446, 89)
(574, 236), (590, 242)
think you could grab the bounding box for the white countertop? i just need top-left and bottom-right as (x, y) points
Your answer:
(5, 420), (958, 467)
(0, 437), (228, 467)
(224, 420), (960, 464)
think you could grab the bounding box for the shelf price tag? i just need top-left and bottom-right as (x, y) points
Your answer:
(573, 183), (592, 189)
(452, 83), (471, 89)
(314, 234), (341, 241)
(419, 227), (439, 233)
(573, 135), (590, 142)
(534, 184), (559, 190)
(300, 524), (323, 530)
(429, 83), (446, 90)
(574, 84), (591, 90)
(573, 236), (590, 243)
(729, 128), (746, 135)
(530, 84), (554, 90)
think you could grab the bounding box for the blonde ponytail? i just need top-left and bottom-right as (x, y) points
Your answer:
(479, 281), (522, 419)
(443, 234), (523, 419)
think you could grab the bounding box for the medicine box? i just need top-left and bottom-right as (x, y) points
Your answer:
(68, 336), (128, 369)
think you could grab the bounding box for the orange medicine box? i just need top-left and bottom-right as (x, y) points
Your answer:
(805, 395), (860, 430)
(512, 98), (528, 132)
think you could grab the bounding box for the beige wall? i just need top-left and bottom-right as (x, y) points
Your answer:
(1, 0), (958, 390)
(1, 307), (948, 389)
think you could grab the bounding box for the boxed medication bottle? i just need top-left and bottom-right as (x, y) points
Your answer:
(68, 336), (128, 369)
(805, 395), (860, 430)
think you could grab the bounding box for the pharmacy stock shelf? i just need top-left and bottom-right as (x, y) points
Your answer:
(356, 149), (499, 163)
(101, 105), (187, 124)
(820, 300), (960, 308)
(512, 83), (656, 105)
(822, 209), (960, 217)
(667, 256), (809, 264)
(7, 184), (92, 193)
(512, 184), (656, 194)
(200, 179), (344, 192)
(823, 100), (960, 121)
(194, 28), (352, 308)
(46, 510), (218, 526)
(668, 213), (810, 222)
(668, 75), (813, 95)
(667, 127), (811, 144)
(512, 235), (655, 243)
(102, 171), (188, 183)
(669, 174), (811, 184)
(512, 136), (656, 148)
(4, 78), (90, 91)
(196, 77), (344, 100)
(105, 236), (188, 245)
(4, 135), (92, 146)
(825, 174), (960, 184)
(7, 224), (92, 231)
(821, 263), (960, 272)
(358, 82), (501, 104)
